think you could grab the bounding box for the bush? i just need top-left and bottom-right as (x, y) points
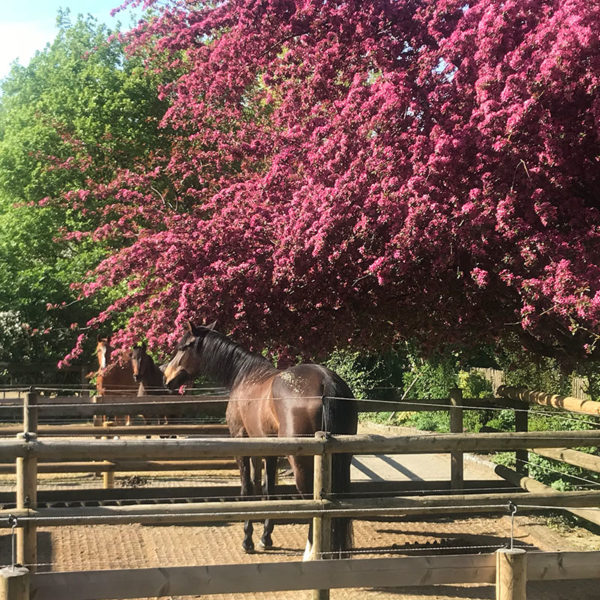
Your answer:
(0, 311), (33, 362)
(325, 348), (405, 399)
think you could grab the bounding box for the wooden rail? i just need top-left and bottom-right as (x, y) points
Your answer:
(533, 447), (600, 474)
(1, 430), (600, 461)
(22, 550), (598, 600)
(498, 385), (600, 417)
(2, 488), (599, 527)
(0, 424), (229, 437)
(4, 550), (598, 600)
(0, 459), (237, 474)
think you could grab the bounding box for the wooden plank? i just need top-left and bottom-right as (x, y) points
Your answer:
(528, 551), (600, 581)
(499, 386), (600, 417)
(31, 459), (238, 473)
(533, 447), (600, 474)
(30, 554), (497, 600)
(4, 489), (600, 527)
(0, 424), (229, 437)
(1, 430), (600, 463)
(326, 431), (600, 455)
(0, 437), (325, 461)
(29, 551), (600, 600)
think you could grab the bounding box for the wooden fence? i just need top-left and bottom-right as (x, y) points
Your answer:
(0, 386), (599, 599)
(1, 431), (600, 600)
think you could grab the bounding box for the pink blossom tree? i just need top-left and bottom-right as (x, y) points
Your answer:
(62, 0), (600, 365)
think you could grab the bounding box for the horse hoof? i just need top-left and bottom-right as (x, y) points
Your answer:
(242, 543), (255, 554)
(259, 537), (273, 550)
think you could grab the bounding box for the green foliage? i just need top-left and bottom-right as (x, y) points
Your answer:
(324, 348), (405, 399)
(486, 408), (516, 431)
(527, 452), (600, 491)
(406, 410), (450, 433)
(496, 338), (572, 396)
(401, 351), (458, 399)
(0, 311), (34, 362)
(0, 11), (166, 367)
(458, 370), (492, 399)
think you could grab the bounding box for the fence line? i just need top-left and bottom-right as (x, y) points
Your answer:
(0, 385), (599, 599)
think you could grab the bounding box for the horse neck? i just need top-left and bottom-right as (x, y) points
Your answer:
(142, 359), (164, 390)
(97, 343), (110, 370)
(201, 332), (276, 389)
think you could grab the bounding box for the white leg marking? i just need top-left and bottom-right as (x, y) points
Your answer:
(303, 539), (313, 562)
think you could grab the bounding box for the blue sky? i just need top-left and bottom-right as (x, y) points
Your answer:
(0, 1), (141, 80)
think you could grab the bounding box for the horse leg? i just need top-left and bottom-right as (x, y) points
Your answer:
(259, 456), (277, 549)
(288, 455), (315, 561)
(251, 455), (262, 499)
(237, 456), (255, 553)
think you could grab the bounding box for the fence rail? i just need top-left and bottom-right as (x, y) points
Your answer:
(22, 550), (600, 600)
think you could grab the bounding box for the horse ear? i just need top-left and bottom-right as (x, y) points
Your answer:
(141, 341), (147, 352)
(186, 321), (194, 333)
(205, 320), (217, 331)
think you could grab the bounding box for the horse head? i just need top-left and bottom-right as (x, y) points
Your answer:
(131, 343), (148, 383)
(163, 321), (216, 390)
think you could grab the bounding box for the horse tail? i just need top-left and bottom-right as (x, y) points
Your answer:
(322, 373), (358, 557)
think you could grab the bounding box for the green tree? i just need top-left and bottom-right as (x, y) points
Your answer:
(0, 11), (167, 367)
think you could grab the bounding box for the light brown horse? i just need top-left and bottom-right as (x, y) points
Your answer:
(163, 322), (358, 558)
(95, 337), (137, 425)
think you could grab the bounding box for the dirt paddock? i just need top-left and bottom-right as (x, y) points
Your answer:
(2, 475), (599, 600)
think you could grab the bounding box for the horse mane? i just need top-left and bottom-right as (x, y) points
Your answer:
(199, 330), (277, 389)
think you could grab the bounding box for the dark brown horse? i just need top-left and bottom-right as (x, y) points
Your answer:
(163, 322), (358, 558)
(95, 337), (137, 425)
(131, 344), (166, 396)
(131, 343), (169, 426)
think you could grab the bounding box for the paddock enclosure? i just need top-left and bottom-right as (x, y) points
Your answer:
(0, 385), (598, 599)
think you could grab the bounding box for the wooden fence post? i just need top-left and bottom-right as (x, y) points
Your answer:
(0, 567), (29, 600)
(449, 388), (464, 490)
(22, 389), (37, 439)
(496, 548), (526, 600)
(515, 402), (529, 476)
(312, 431), (331, 600)
(102, 422), (115, 489)
(16, 390), (37, 571)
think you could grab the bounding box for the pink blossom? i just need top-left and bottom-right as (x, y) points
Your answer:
(57, 0), (600, 364)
